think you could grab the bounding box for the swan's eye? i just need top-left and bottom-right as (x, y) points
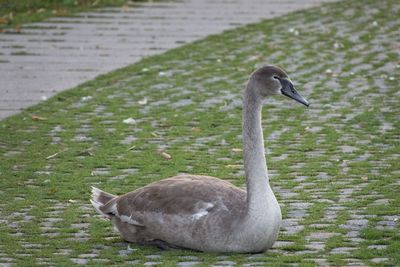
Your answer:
(273, 76), (279, 80)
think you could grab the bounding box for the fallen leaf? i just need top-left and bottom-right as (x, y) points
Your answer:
(46, 148), (68, 160)
(159, 150), (172, 160)
(32, 115), (47, 121)
(48, 188), (58, 194)
(127, 145), (136, 151)
(138, 97), (147, 105)
(191, 127), (201, 132)
(68, 199), (77, 203)
(127, 244), (137, 251)
(78, 149), (94, 156)
(288, 27), (299, 35)
(361, 176), (368, 181)
(123, 118), (136, 125)
(81, 96), (92, 101)
(333, 42), (343, 49)
(46, 152), (60, 160)
(231, 148), (242, 153)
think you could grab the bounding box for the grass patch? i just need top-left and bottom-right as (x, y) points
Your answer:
(0, 0), (143, 30)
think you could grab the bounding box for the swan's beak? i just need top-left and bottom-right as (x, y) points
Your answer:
(280, 78), (309, 107)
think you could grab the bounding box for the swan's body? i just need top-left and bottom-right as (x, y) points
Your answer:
(91, 65), (309, 253)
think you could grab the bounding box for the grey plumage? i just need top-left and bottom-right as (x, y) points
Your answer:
(91, 65), (309, 252)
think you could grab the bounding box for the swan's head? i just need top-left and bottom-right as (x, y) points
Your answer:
(249, 65), (309, 107)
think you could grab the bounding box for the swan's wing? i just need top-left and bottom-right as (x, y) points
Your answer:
(99, 174), (246, 226)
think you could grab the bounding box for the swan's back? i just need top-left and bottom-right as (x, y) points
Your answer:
(117, 175), (244, 213)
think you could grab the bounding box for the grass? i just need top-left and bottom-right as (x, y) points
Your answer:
(0, 0), (400, 266)
(0, 0), (141, 30)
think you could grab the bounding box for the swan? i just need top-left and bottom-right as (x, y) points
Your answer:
(90, 65), (309, 253)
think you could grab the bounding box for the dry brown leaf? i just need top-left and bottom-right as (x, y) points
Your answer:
(32, 115), (47, 121)
(159, 150), (172, 160)
(191, 127), (201, 132)
(231, 148), (242, 153)
(48, 188), (58, 194)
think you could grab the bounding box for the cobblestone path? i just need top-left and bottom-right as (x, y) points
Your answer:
(0, 0), (399, 266)
(0, 0), (334, 119)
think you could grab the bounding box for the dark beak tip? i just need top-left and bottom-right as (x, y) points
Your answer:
(279, 79), (309, 107)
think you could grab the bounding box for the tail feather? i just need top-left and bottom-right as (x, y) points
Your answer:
(90, 186), (116, 216)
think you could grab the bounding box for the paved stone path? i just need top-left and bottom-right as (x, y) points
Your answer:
(0, 0), (336, 119)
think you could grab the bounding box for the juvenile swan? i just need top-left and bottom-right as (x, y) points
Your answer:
(91, 65), (309, 253)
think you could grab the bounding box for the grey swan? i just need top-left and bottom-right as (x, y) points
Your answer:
(90, 65), (309, 253)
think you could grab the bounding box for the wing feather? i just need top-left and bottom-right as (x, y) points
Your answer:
(101, 174), (246, 227)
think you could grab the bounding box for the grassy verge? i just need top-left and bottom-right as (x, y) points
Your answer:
(0, 0), (399, 266)
(0, 0), (139, 30)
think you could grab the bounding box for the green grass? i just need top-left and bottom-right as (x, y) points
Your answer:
(0, 0), (399, 266)
(0, 0), (141, 30)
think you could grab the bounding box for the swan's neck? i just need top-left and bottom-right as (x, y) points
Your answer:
(242, 83), (273, 214)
